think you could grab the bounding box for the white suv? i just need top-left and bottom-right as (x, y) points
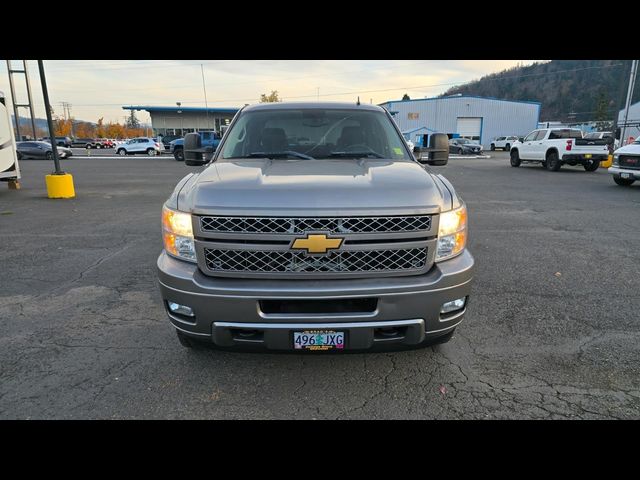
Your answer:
(116, 137), (161, 156)
(490, 136), (519, 151)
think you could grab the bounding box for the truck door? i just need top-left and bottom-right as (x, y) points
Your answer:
(518, 130), (539, 159)
(531, 130), (548, 159)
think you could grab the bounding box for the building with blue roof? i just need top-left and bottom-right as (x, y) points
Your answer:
(122, 105), (240, 136)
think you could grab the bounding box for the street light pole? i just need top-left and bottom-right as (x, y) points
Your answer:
(38, 60), (75, 198)
(37, 60), (62, 175)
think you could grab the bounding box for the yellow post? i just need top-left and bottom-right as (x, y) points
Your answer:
(600, 154), (613, 168)
(45, 173), (75, 198)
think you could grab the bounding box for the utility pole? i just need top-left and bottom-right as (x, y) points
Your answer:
(620, 59), (638, 146)
(38, 61), (62, 174)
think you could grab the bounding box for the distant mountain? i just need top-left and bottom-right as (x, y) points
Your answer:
(11, 115), (96, 131)
(442, 60), (638, 123)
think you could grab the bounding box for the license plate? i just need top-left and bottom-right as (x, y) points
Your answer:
(293, 331), (344, 350)
(584, 154), (592, 159)
(621, 173), (631, 179)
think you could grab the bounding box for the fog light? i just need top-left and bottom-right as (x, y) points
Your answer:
(440, 297), (466, 314)
(167, 301), (194, 317)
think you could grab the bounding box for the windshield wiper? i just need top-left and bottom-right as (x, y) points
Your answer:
(246, 151), (314, 160)
(329, 151), (385, 159)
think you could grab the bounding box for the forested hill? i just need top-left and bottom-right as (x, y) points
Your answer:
(442, 60), (638, 123)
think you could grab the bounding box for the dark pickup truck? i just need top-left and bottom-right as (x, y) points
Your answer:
(170, 130), (221, 161)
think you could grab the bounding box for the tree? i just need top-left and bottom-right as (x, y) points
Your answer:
(594, 90), (612, 131)
(126, 110), (140, 129)
(96, 117), (105, 138)
(402, 93), (411, 100)
(260, 91), (281, 103)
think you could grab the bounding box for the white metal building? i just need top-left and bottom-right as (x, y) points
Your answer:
(618, 100), (640, 141)
(380, 95), (541, 148)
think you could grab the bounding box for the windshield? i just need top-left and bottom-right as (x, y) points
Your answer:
(456, 139), (473, 144)
(219, 108), (411, 160)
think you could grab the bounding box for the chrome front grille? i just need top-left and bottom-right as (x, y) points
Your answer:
(200, 215), (431, 234)
(203, 247), (428, 274)
(619, 155), (640, 169)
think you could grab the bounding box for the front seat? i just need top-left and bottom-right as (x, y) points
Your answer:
(259, 128), (287, 152)
(336, 126), (365, 150)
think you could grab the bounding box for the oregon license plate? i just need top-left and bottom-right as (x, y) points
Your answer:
(621, 173), (631, 179)
(293, 331), (344, 350)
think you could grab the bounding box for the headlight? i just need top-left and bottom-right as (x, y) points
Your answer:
(612, 154), (619, 166)
(162, 206), (196, 262)
(436, 204), (467, 262)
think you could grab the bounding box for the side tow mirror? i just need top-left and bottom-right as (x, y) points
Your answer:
(417, 133), (449, 166)
(184, 132), (208, 166)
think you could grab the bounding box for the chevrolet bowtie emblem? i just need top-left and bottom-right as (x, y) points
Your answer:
(291, 233), (344, 255)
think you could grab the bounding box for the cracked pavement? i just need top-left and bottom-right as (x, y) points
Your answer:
(0, 154), (639, 419)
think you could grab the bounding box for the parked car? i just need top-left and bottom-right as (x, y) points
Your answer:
(159, 134), (182, 150)
(115, 137), (162, 156)
(158, 102), (474, 351)
(490, 136), (519, 151)
(609, 137), (640, 186)
(41, 136), (73, 148)
(95, 138), (114, 148)
(170, 130), (221, 161)
(16, 141), (73, 160)
(509, 128), (609, 171)
(71, 137), (97, 148)
(449, 138), (483, 155)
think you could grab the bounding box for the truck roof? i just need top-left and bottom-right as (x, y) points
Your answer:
(242, 101), (385, 112)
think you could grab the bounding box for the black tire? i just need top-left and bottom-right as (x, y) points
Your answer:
(147, 148), (157, 156)
(45, 151), (53, 160)
(613, 175), (635, 186)
(505, 143), (511, 151)
(16, 151), (22, 160)
(510, 149), (521, 167)
(117, 148), (127, 156)
(490, 144), (495, 151)
(583, 159), (600, 172)
(174, 149), (184, 162)
(546, 151), (561, 171)
(458, 147), (463, 155)
(176, 330), (195, 348)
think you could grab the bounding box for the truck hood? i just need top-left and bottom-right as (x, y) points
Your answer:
(180, 159), (446, 216)
(614, 143), (640, 155)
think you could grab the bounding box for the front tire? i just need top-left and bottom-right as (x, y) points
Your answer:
(490, 144), (495, 151)
(174, 149), (184, 162)
(510, 149), (521, 167)
(583, 159), (600, 172)
(505, 143), (511, 151)
(546, 151), (561, 171)
(458, 147), (463, 155)
(147, 148), (157, 156)
(45, 151), (53, 160)
(117, 148), (127, 156)
(613, 175), (635, 186)
(16, 151), (22, 160)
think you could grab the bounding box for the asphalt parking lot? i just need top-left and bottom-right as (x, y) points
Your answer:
(1, 152), (639, 419)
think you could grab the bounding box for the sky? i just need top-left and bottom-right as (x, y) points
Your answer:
(0, 60), (540, 124)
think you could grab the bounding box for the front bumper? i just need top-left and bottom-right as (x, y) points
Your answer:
(608, 166), (640, 179)
(157, 249), (474, 351)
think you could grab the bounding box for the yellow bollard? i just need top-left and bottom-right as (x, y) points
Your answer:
(600, 154), (613, 168)
(45, 173), (75, 198)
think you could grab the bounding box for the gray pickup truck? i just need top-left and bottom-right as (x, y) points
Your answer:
(157, 102), (474, 351)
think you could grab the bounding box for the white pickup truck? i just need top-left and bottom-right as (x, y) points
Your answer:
(609, 138), (640, 186)
(509, 128), (610, 172)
